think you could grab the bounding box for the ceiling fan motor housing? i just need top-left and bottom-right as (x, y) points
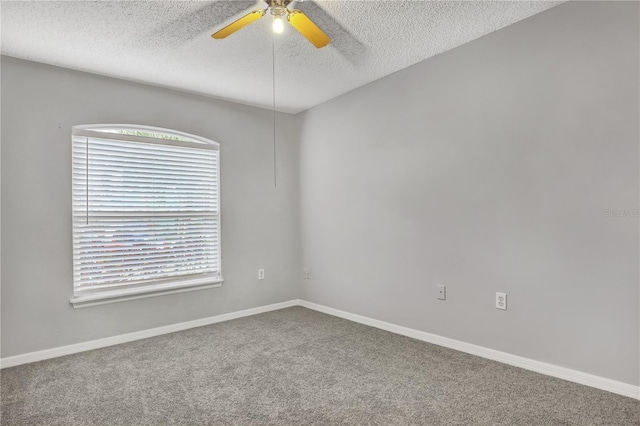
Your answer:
(266, 0), (293, 8)
(267, 0), (292, 17)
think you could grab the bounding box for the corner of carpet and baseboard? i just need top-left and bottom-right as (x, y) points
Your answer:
(2, 298), (638, 401)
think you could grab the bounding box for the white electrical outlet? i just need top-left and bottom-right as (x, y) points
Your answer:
(496, 292), (507, 310)
(258, 269), (265, 280)
(303, 268), (311, 280)
(437, 285), (446, 300)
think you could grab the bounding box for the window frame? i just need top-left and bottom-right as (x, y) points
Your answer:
(70, 124), (222, 308)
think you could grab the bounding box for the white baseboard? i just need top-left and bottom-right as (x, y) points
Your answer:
(298, 300), (640, 401)
(0, 299), (298, 369)
(2, 298), (638, 401)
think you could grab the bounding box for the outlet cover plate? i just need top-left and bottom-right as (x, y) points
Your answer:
(496, 292), (507, 310)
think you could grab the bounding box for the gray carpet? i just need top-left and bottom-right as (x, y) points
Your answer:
(1, 307), (638, 425)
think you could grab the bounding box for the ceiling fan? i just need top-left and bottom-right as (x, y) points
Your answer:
(211, 0), (330, 48)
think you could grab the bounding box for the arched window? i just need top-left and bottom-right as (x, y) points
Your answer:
(71, 125), (221, 307)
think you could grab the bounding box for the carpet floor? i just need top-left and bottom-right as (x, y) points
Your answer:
(1, 306), (638, 425)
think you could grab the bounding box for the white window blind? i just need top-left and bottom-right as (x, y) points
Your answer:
(71, 125), (221, 305)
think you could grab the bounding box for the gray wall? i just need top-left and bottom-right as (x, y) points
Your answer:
(298, 1), (639, 386)
(1, 56), (300, 357)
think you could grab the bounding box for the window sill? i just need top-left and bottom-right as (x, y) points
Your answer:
(70, 277), (224, 309)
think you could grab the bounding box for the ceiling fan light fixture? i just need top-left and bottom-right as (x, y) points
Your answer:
(272, 15), (284, 33)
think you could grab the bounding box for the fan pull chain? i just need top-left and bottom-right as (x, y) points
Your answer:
(272, 31), (277, 188)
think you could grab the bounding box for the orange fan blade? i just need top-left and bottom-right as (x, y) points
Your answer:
(287, 9), (330, 48)
(212, 9), (266, 39)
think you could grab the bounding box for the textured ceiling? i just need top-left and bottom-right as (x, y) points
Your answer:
(1, 1), (561, 113)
